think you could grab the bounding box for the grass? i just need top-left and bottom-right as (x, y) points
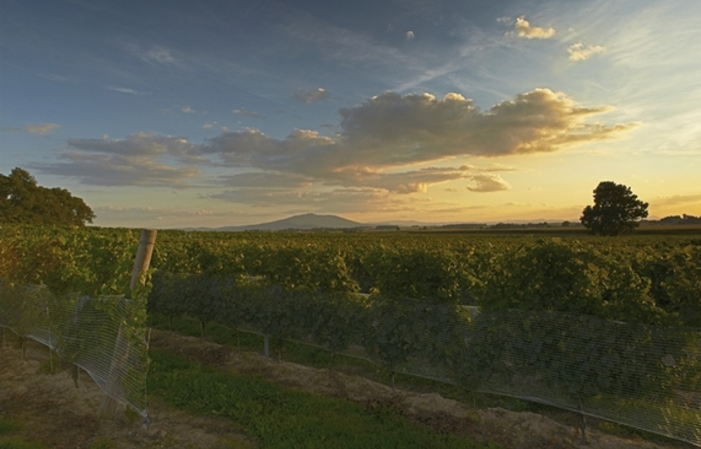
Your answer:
(147, 313), (701, 448)
(148, 349), (500, 449)
(0, 418), (45, 449)
(149, 313), (542, 410)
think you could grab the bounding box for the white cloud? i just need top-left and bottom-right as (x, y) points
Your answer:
(181, 106), (196, 113)
(294, 88), (329, 104)
(466, 174), (511, 192)
(507, 17), (555, 39)
(568, 43), (605, 61)
(406, 31), (415, 41)
(24, 123), (60, 134)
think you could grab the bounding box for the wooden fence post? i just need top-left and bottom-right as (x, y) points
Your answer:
(100, 229), (157, 418)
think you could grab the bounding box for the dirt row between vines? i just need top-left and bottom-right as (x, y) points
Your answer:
(0, 330), (690, 449)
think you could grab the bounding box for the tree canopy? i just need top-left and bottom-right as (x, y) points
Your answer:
(0, 168), (95, 227)
(580, 181), (648, 236)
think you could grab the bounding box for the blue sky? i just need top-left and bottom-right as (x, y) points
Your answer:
(1, 0), (700, 227)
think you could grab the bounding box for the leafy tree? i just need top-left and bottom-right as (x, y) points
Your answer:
(0, 167), (95, 226)
(580, 181), (648, 236)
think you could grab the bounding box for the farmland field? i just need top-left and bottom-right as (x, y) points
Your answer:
(1, 225), (701, 447)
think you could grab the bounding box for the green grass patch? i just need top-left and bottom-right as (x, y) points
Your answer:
(0, 418), (46, 449)
(0, 419), (22, 436)
(147, 313), (530, 412)
(148, 349), (500, 449)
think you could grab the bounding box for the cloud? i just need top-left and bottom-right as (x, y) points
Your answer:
(233, 108), (265, 118)
(649, 193), (701, 208)
(38, 89), (636, 197)
(32, 132), (201, 187)
(406, 31), (415, 41)
(210, 187), (412, 214)
(294, 88), (329, 104)
(24, 123), (60, 135)
(202, 122), (216, 129)
(107, 86), (150, 95)
(128, 44), (177, 65)
(336, 89), (633, 161)
(199, 89), (636, 193)
(181, 106), (196, 113)
(568, 43), (605, 61)
(218, 172), (313, 188)
(466, 174), (511, 192)
(507, 17), (555, 39)
(329, 166), (474, 193)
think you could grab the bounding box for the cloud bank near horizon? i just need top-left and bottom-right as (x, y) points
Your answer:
(32, 88), (637, 203)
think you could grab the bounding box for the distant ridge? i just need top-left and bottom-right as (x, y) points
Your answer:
(203, 213), (364, 231)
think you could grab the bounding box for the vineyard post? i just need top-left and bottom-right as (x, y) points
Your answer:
(130, 229), (158, 293)
(100, 229), (157, 418)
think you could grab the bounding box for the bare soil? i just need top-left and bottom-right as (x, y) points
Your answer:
(0, 336), (253, 449)
(1, 330), (693, 449)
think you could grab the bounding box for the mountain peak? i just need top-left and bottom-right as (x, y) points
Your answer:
(216, 213), (363, 231)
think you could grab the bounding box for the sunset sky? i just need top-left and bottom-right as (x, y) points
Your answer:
(1, 0), (700, 228)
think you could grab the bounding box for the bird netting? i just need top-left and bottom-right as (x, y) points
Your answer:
(0, 279), (149, 418)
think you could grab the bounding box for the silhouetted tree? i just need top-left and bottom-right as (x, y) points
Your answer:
(0, 168), (95, 226)
(580, 181), (648, 236)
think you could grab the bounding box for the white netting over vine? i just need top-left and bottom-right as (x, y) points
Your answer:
(148, 273), (701, 446)
(0, 279), (149, 417)
(373, 306), (701, 446)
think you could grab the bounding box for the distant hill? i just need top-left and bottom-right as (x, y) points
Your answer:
(214, 213), (364, 231)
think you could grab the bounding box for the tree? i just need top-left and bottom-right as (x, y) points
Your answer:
(580, 181), (648, 236)
(0, 167), (95, 226)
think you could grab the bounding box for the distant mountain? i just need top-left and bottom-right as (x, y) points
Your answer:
(215, 213), (364, 231)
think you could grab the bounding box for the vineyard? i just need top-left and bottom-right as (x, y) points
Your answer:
(1, 225), (701, 445)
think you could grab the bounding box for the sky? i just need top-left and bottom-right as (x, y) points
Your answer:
(1, 0), (700, 228)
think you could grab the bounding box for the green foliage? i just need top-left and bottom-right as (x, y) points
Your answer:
(363, 247), (466, 304)
(5, 224), (701, 442)
(148, 350), (496, 449)
(0, 225), (150, 417)
(459, 310), (700, 402)
(0, 167), (95, 227)
(0, 225), (140, 297)
(0, 418), (47, 449)
(580, 181), (649, 236)
(663, 244), (701, 327)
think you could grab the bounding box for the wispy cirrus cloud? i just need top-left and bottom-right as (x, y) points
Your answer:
(568, 43), (605, 61)
(107, 86), (151, 95)
(506, 17), (555, 39)
(127, 44), (178, 65)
